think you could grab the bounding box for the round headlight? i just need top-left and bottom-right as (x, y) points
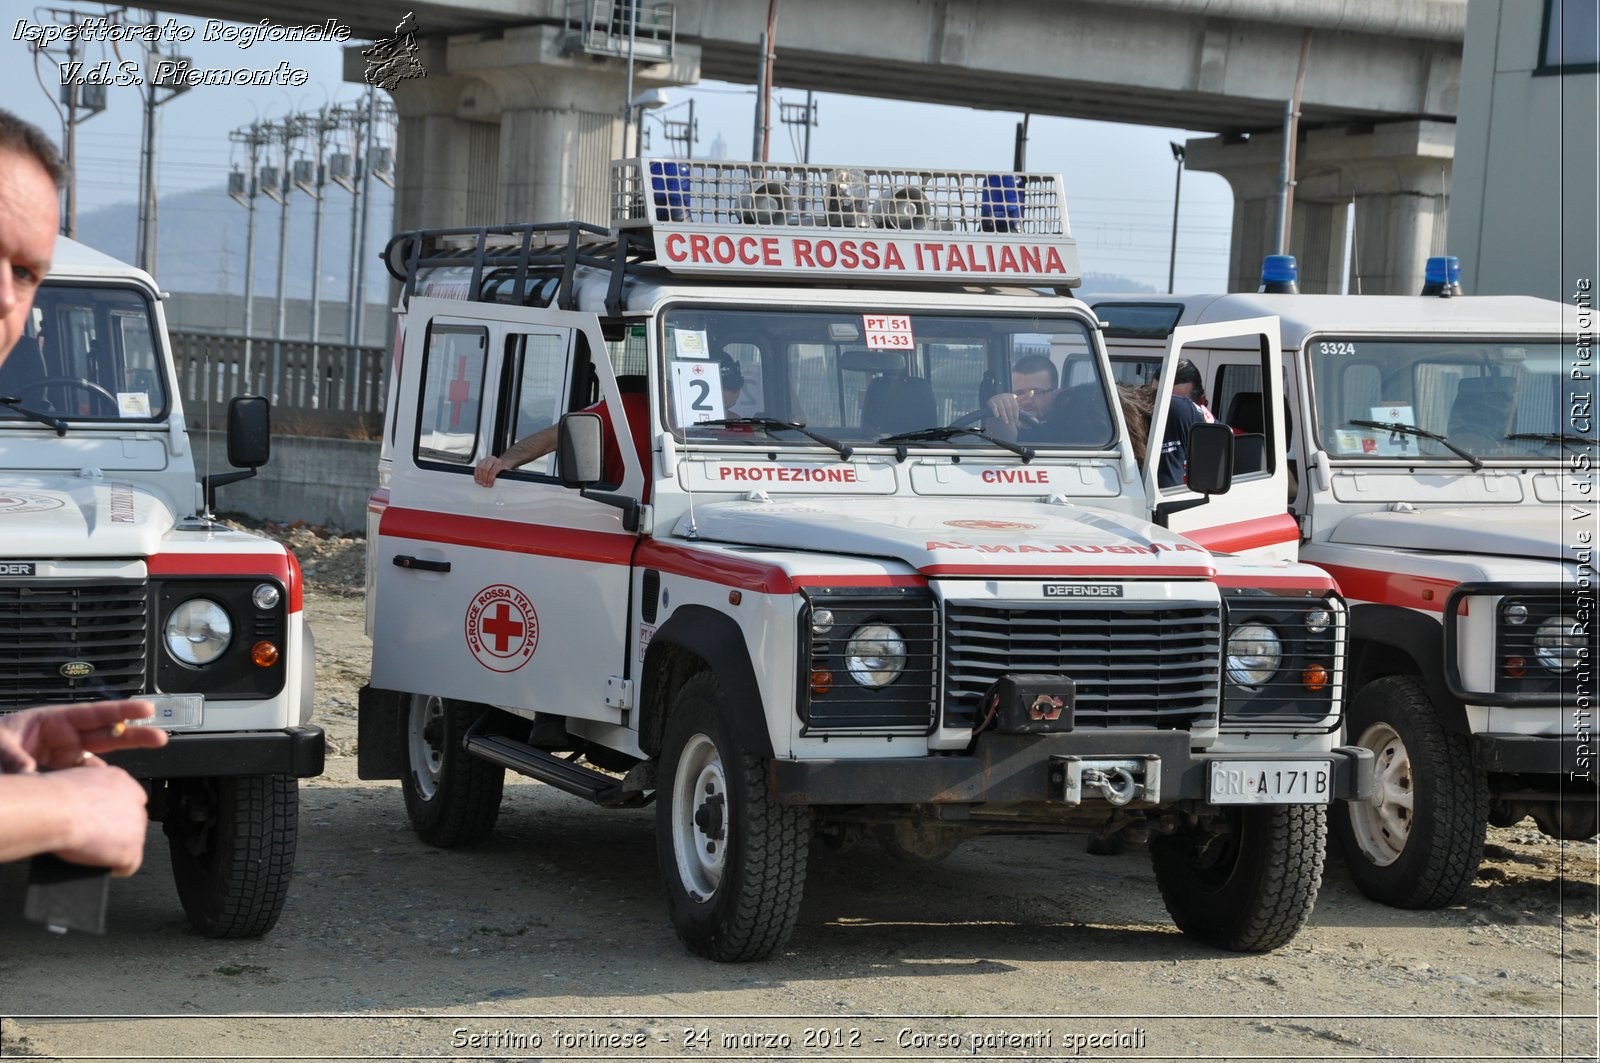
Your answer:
(1534, 615), (1583, 673)
(164, 599), (232, 665)
(844, 624), (906, 688)
(252, 582), (281, 610)
(1304, 607), (1332, 634)
(1504, 602), (1529, 626)
(1226, 624), (1282, 687)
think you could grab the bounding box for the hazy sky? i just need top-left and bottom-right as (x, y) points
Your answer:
(5, 7), (1237, 292)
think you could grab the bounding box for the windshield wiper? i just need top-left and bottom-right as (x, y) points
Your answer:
(878, 425), (1035, 463)
(0, 396), (67, 436)
(1506, 431), (1598, 450)
(693, 417), (854, 459)
(1349, 418), (1482, 470)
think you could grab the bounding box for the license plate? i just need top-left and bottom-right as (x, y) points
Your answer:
(1208, 760), (1331, 805)
(129, 694), (204, 731)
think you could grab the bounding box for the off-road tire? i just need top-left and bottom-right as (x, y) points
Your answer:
(1151, 804), (1325, 952)
(655, 673), (810, 962)
(167, 773), (297, 938)
(401, 694), (504, 848)
(1333, 675), (1487, 909)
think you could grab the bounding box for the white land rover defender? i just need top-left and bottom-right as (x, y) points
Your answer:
(1093, 262), (1593, 910)
(359, 160), (1370, 961)
(0, 238), (322, 937)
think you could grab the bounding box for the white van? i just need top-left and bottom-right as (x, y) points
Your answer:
(0, 238), (322, 936)
(360, 160), (1368, 960)
(1094, 266), (1591, 910)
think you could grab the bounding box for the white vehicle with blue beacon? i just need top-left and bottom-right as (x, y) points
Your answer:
(360, 160), (1369, 961)
(1092, 255), (1593, 911)
(0, 237), (322, 937)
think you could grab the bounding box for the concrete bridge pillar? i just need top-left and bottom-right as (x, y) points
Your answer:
(1186, 120), (1455, 295)
(354, 26), (701, 233)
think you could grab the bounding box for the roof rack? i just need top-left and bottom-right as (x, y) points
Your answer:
(384, 222), (660, 315)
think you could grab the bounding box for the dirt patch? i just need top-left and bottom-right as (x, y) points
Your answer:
(222, 516), (367, 597)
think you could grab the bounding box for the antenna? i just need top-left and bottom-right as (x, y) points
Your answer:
(201, 341), (215, 522)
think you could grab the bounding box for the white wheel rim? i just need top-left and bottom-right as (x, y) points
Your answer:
(407, 695), (446, 800)
(670, 732), (727, 902)
(1348, 721), (1413, 867)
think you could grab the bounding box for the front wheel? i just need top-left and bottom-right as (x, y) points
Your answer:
(1332, 675), (1487, 909)
(166, 774), (298, 938)
(1151, 804), (1325, 952)
(401, 694), (504, 848)
(655, 673), (811, 962)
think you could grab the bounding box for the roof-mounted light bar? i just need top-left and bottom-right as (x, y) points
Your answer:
(611, 158), (1081, 286)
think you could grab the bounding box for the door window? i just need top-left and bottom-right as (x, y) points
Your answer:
(415, 325), (488, 465)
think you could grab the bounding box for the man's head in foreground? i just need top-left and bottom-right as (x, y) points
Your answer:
(0, 109), (67, 367)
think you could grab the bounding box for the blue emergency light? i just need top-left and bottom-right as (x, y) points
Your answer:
(650, 161), (691, 222)
(1260, 254), (1298, 294)
(981, 174), (1022, 233)
(1422, 255), (1462, 297)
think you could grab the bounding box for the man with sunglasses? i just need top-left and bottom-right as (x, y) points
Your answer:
(983, 353), (1064, 441)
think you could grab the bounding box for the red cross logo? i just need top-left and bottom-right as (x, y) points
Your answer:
(465, 584), (539, 672)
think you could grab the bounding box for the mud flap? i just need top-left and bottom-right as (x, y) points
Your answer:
(358, 685), (406, 779)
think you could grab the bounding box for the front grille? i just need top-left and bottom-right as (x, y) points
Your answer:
(0, 580), (148, 707)
(943, 603), (1222, 731)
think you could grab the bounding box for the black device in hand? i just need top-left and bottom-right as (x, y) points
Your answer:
(24, 854), (110, 934)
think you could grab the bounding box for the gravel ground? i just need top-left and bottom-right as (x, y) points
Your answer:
(1, 527), (1595, 1061)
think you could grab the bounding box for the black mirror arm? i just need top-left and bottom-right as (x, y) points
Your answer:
(202, 468), (257, 513)
(1151, 495), (1210, 527)
(580, 489), (641, 533)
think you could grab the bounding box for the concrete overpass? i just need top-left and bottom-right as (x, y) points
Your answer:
(154, 0), (1470, 293)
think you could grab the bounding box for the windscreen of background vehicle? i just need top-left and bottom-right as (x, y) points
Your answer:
(1, 284), (168, 422)
(658, 307), (1115, 448)
(1309, 339), (1578, 461)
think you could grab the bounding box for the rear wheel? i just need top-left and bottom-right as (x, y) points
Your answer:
(655, 673), (810, 962)
(1151, 804), (1325, 952)
(1332, 675), (1486, 909)
(401, 694), (504, 848)
(166, 774), (297, 938)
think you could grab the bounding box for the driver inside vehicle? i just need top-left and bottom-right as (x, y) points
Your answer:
(983, 353), (1061, 439)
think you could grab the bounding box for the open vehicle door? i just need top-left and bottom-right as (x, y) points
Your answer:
(1142, 317), (1296, 561)
(372, 297), (645, 727)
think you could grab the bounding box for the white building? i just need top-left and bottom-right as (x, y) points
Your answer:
(1451, 0), (1598, 299)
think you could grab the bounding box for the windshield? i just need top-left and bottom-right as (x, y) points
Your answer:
(658, 306), (1116, 449)
(0, 283), (168, 423)
(1308, 338), (1580, 461)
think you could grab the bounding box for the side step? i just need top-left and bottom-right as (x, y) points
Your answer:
(463, 734), (647, 808)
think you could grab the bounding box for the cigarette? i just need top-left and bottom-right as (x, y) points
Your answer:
(109, 721), (126, 738)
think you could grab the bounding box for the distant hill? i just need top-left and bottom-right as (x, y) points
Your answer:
(74, 182), (396, 303)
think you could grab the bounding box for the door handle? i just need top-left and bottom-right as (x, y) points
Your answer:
(393, 555), (451, 573)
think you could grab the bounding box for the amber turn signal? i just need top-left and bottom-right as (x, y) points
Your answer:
(251, 641), (280, 668)
(1301, 663), (1329, 692)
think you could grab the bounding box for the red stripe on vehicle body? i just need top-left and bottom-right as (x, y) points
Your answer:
(1183, 512), (1301, 554)
(381, 506), (636, 566)
(1316, 563), (1457, 613)
(148, 552), (303, 613)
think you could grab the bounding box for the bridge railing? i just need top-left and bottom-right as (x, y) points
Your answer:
(564, 0), (675, 61)
(170, 331), (387, 438)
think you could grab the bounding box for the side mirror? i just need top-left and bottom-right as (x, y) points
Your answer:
(1185, 423), (1235, 495)
(226, 396), (271, 468)
(557, 412), (604, 488)
(202, 395), (271, 514)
